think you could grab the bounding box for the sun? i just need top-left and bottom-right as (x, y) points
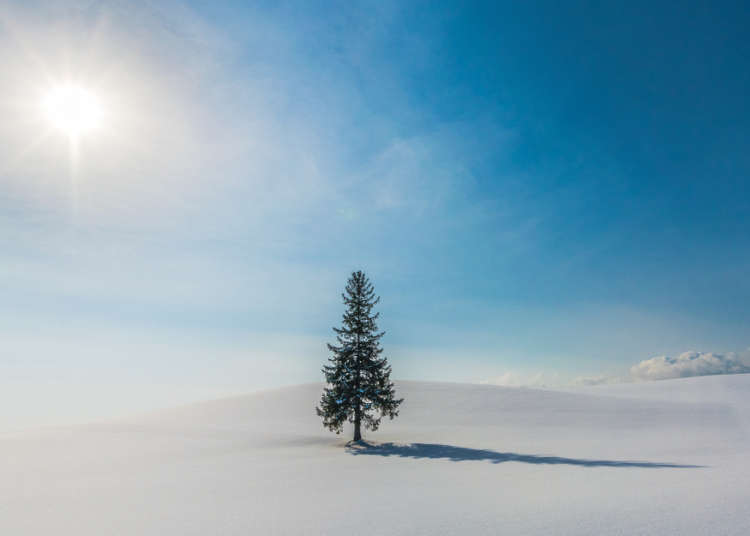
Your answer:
(42, 84), (102, 137)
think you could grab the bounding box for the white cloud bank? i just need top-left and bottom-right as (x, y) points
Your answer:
(630, 351), (750, 381)
(482, 349), (750, 388)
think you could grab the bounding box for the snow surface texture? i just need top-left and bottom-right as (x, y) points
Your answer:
(2, 375), (749, 535)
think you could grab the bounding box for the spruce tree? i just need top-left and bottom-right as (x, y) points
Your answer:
(317, 270), (403, 442)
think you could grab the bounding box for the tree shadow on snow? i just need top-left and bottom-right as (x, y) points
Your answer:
(347, 442), (702, 468)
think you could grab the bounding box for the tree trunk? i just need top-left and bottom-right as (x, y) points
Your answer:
(353, 411), (362, 441)
(353, 326), (362, 442)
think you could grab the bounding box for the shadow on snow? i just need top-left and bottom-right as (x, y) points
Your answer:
(347, 442), (702, 468)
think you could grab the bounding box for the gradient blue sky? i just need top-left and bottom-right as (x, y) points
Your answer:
(1, 1), (749, 426)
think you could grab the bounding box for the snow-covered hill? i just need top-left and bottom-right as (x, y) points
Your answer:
(2, 375), (749, 535)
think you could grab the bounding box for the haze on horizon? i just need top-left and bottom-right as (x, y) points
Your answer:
(1, 0), (749, 429)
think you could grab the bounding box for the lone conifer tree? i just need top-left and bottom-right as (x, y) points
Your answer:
(317, 270), (403, 442)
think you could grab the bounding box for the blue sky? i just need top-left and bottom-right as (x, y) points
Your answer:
(1, 1), (749, 425)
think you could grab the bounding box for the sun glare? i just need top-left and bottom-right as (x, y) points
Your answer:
(42, 84), (102, 137)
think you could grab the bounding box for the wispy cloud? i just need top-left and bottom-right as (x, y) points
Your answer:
(480, 371), (562, 388)
(570, 374), (623, 386)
